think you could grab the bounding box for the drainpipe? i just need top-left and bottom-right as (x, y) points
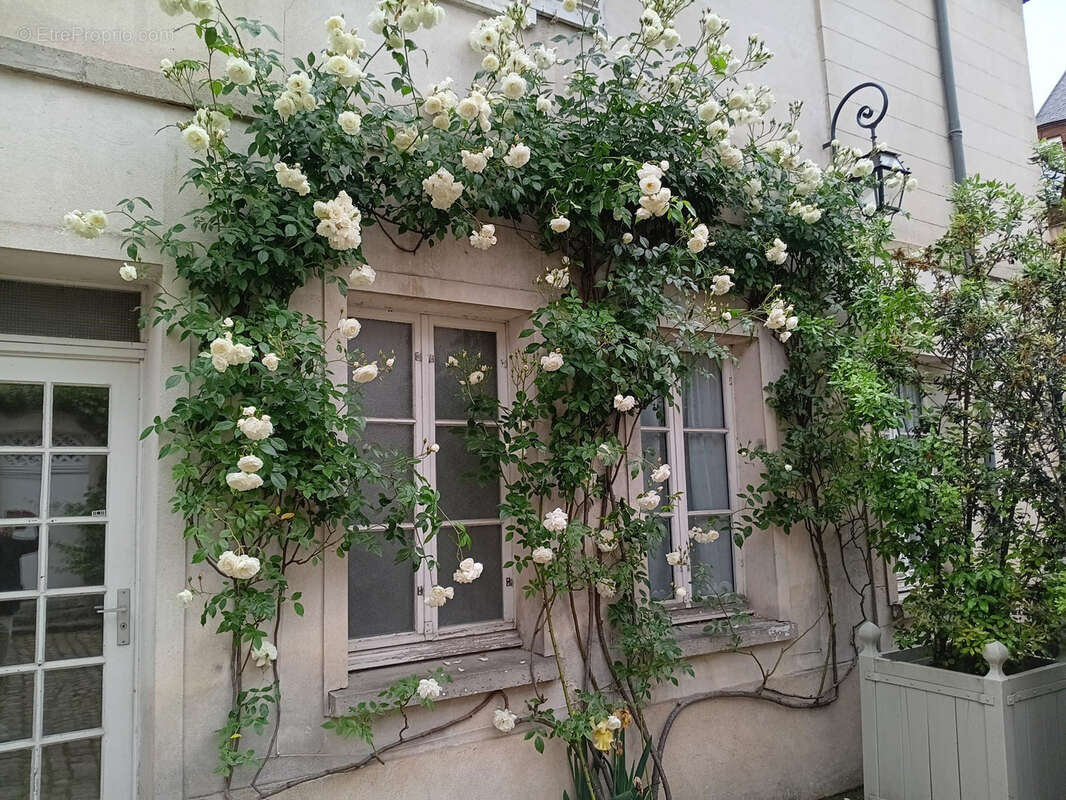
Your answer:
(933, 0), (967, 181)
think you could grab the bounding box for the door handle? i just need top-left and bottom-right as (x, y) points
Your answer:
(94, 588), (131, 646)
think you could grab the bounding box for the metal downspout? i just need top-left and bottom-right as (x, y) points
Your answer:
(933, 0), (967, 181)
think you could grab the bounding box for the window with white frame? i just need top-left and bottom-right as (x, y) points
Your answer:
(639, 356), (736, 604)
(347, 313), (514, 665)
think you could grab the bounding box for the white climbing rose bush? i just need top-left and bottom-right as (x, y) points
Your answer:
(67, 0), (893, 793)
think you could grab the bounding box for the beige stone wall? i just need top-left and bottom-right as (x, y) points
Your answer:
(0, 0), (1039, 798)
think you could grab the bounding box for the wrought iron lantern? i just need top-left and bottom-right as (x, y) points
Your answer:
(823, 81), (912, 217)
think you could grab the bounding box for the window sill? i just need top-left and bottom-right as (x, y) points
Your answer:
(329, 647), (558, 715)
(672, 617), (797, 659)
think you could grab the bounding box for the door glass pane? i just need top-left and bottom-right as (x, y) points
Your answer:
(49, 454), (107, 517)
(639, 397), (667, 428)
(41, 737), (101, 800)
(647, 518), (674, 601)
(0, 526), (39, 595)
(435, 426), (498, 520)
(42, 665), (102, 735)
(356, 423), (413, 524)
(45, 594), (104, 662)
(348, 537), (416, 638)
(688, 514), (734, 596)
(48, 524), (105, 589)
(0, 598), (35, 667)
(0, 383), (43, 446)
(0, 672), (34, 742)
(683, 359), (725, 429)
(438, 525), (503, 627)
(0, 748), (32, 799)
(684, 432), (729, 510)
(52, 386), (109, 447)
(352, 319), (412, 419)
(0, 455), (41, 519)
(434, 327), (497, 420)
(640, 431), (668, 492)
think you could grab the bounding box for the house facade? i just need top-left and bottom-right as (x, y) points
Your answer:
(0, 1), (1038, 798)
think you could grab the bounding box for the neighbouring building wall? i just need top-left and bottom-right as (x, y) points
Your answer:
(0, 1), (1040, 798)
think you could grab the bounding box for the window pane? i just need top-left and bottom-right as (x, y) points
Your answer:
(45, 594), (104, 661)
(348, 537), (416, 638)
(0, 455), (41, 519)
(435, 425), (498, 520)
(0, 598), (35, 667)
(683, 359), (725, 429)
(640, 431), (669, 492)
(688, 514), (734, 596)
(0, 526), (38, 595)
(684, 432), (729, 511)
(647, 518), (674, 601)
(434, 327), (497, 420)
(0, 383), (43, 446)
(52, 386), (109, 447)
(47, 524), (105, 589)
(49, 454), (107, 517)
(42, 665), (102, 735)
(639, 397), (667, 428)
(41, 737), (101, 800)
(0, 672), (34, 742)
(351, 319), (412, 419)
(355, 422), (413, 524)
(438, 525), (503, 627)
(0, 748), (32, 799)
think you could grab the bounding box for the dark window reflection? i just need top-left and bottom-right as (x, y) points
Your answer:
(0, 384), (43, 446)
(41, 737), (101, 800)
(0, 455), (42, 519)
(0, 748), (32, 799)
(45, 594), (104, 662)
(49, 455), (107, 518)
(52, 386), (109, 447)
(0, 672), (34, 743)
(42, 665), (102, 735)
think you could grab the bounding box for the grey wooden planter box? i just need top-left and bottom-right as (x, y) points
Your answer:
(857, 622), (1066, 800)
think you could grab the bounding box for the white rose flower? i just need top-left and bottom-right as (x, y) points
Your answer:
(236, 413), (274, 441)
(286, 71), (312, 94)
(493, 708), (517, 732)
(482, 54), (501, 72)
(501, 72), (527, 99)
(765, 238), (788, 265)
(469, 224), (498, 250)
(461, 147), (493, 174)
(535, 95), (553, 114)
(181, 124), (211, 152)
(237, 455), (263, 474)
(338, 110), (362, 135)
(622, 233), (634, 244)
(274, 162), (310, 196)
(596, 528), (618, 552)
(177, 588), (194, 607)
(160, 58), (173, 71)
(210, 354), (229, 372)
(325, 54), (363, 86)
(314, 190), (362, 250)
(232, 343), (254, 364)
(417, 678), (442, 700)
(549, 216), (571, 233)
(543, 507), (568, 533)
(785, 315), (799, 331)
(453, 557), (484, 584)
(711, 274), (734, 296)
(665, 550), (683, 566)
(119, 264), (139, 281)
(650, 464), (671, 483)
(261, 353), (280, 372)
(690, 526), (720, 544)
(428, 442), (440, 453)
(226, 471), (264, 492)
(274, 93), (297, 120)
(531, 546), (554, 564)
(596, 578), (617, 599)
(540, 351), (564, 372)
(159, 0), (184, 16)
(349, 264), (376, 287)
(661, 28), (681, 48)
(352, 364), (379, 384)
(250, 640), (278, 668)
(225, 56), (256, 86)
(503, 143), (531, 168)
(468, 369), (485, 385)
(613, 394), (636, 412)
(339, 318), (362, 339)
(850, 158), (875, 178)
(675, 586), (688, 601)
(422, 168), (465, 210)
(636, 490), (661, 511)
(563, 0), (578, 10)
(217, 550), (261, 580)
(425, 585), (455, 607)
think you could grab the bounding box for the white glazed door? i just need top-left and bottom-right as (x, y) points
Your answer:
(0, 356), (137, 800)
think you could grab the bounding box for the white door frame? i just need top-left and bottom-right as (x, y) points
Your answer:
(0, 335), (143, 799)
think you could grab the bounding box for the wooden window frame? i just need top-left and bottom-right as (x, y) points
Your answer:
(347, 310), (517, 670)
